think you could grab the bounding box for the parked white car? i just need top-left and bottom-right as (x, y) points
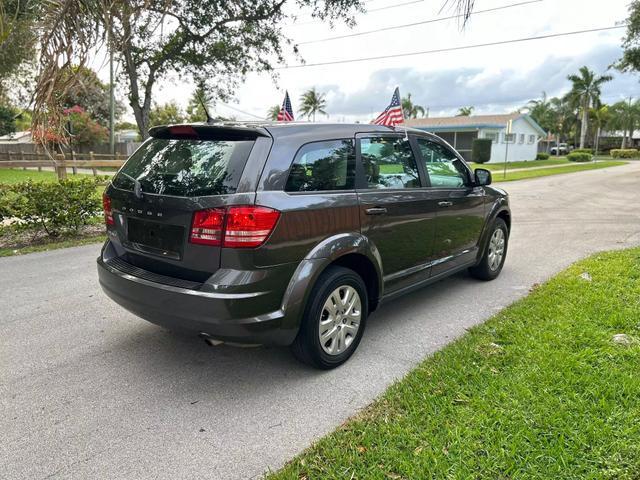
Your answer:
(550, 143), (570, 155)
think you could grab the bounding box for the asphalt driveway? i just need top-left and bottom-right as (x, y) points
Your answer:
(2, 162), (640, 479)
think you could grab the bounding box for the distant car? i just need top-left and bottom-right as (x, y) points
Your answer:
(549, 143), (570, 155)
(97, 122), (511, 369)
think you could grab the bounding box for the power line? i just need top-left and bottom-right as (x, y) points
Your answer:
(298, 0), (542, 45)
(278, 25), (626, 69)
(291, 0), (425, 27)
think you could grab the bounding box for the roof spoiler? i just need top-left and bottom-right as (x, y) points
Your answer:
(148, 124), (270, 141)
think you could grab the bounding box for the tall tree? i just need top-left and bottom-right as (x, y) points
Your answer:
(456, 106), (474, 116)
(267, 104), (281, 121)
(149, 101), (185, 127)
(566, 66), (612, 148)
(299, 87), (327, 121)
(33, 1), (364, 142)
(617, 0), (640, 77)
(402, 93), (426, 119)
(62, 66), (124, 126)
(589, 103), (610, 154)
(526, 92), (555, 134)
(609, 98), (640, 148)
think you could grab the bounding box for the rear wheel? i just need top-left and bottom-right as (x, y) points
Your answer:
(469, 218), (508, 281)
(291, 266), (368, 369)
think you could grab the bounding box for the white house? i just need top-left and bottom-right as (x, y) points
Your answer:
(0, 131), (32, 144)
(405, 113), (546, 163)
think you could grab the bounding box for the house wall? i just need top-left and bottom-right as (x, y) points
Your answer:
(480, 117), (540, 163)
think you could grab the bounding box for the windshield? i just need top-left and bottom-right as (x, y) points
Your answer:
(112, 138), (255, 197)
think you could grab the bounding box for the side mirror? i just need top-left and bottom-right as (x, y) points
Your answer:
(474, 168), (492, 186)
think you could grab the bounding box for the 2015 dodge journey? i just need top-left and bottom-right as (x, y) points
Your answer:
(97, 122), (510, 369)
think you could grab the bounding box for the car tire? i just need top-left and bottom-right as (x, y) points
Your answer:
(469, 218), (508, 281)
(291, 265), (368, 369)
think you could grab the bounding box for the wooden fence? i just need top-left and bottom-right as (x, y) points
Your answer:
(0, 150), (127, 179)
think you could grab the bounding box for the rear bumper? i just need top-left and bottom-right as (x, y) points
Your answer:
(97, 250), (300, 346)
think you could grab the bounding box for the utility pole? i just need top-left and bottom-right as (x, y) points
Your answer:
(108, 11), (115, 156)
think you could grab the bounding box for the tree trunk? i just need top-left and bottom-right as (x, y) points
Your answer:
(594, 126), (600, 156)
(579, 102), (588, 149)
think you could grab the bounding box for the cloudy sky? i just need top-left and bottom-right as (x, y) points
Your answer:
(109, 0), (638, 123)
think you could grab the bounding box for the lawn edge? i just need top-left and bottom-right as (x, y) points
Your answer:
(0, 234), (106, 258)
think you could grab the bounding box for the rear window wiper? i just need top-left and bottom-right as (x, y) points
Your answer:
(117, 171), (144, 199)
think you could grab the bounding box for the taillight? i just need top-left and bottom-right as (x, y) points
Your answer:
(190, 208), (225, 246)
(102, 192), (114, 225)
(224, 206), (280, 248)
(189, 206), (280, 248)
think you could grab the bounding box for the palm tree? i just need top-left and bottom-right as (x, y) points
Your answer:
(590, 102), (610, 154)
(267, 104), (281, 121)
(548, 96), (575, 155)
(610, 98), (640, 148)
(299, 87), (327, 122)
(566, 66), (613, 148)
(526, 92), (556, 134)
(402, 93), (426, 119)
(456, 106), (474, 116)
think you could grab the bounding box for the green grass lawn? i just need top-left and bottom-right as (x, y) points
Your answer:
(0, 168), (96, 184)
(471, 158), (570, 171)
(494, 160), (626, 182)
(0, 233), (106, 257)
(269, 248), (640, 480)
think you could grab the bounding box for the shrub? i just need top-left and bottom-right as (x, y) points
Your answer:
(571, 148), (593, 155)
(472, 138), (492, 164)
(536, 153), (550, 160)
(0, 178), (102, 236)
(610, 149), (639, 159)
(566, 152), (592, 163)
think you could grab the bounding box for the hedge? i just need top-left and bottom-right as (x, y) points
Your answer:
(571, 148), (593, 155)
(471, 138), (492, 164)
(566, 152), (593, 163)
(536, 153), (550, 160)
(0, 178), (102, 237)
(610, 149), (639, 159)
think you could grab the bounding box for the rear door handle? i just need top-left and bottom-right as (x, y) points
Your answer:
(438, 201), (453, 207)
(365, 207), (388, 215)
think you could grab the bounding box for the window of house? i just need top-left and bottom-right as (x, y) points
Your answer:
(503, 133), (516, 143)
(285, 139), (356, 192)
(519, 134), (525, 144)
(528, 134), (536, 144)
(416, 138), (468, 188)
(359, 137), (421, 189)
(484, 132), (500, 142)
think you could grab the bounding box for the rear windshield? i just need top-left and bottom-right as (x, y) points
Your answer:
(112, 138), (254, 197)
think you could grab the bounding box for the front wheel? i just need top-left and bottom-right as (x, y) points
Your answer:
(469, 218), (508, 281)
(291, 266), (368, 369)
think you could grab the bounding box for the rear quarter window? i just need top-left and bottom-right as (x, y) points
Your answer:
(285, 139), (356, 192)
(113, 138), (254, 197)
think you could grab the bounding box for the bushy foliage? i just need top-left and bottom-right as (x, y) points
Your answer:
(0, 178), (102, 236)
(571, 148), (593, 154)
(471, 139), (492, 163)
(610, 148), (639, 158)
(536, 153), (550, 160)
(567, 152), (593, 163)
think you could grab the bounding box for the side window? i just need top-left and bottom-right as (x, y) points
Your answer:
(359, 136), (421, 189)
(285, 139), (355, 192)
(416, 138), (468, 188)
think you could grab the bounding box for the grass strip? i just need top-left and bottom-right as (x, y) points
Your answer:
(494, 160), (626, 182)
(0, 234), (106, 257)
(269, 248), (640, 480)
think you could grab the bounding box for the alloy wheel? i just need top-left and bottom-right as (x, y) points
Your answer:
(318, 285), (362, 355)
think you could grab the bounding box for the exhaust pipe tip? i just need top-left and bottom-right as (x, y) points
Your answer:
(200, 332), (224, 347)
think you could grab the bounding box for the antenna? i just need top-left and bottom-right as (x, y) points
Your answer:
(198, 94), (212, 124)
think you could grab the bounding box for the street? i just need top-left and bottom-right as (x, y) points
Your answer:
(2, 162), (640, 479)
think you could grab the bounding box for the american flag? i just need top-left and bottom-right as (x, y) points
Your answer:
(373, 87), (404, 126)
(277, 91), (294, 122)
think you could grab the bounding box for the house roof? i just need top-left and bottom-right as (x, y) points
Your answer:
(405, 113), (546, 136)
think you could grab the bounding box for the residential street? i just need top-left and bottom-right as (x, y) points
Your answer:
(2, 162), (640, 480)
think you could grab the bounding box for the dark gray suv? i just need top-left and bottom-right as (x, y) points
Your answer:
(97, 122), (510, 369)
